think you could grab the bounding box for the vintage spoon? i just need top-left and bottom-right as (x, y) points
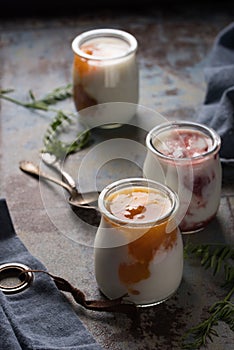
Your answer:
(19, 160), (99, 210)
(40, 152), (76, 189)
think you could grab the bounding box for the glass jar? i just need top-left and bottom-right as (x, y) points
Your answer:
(143, 121), (222, 233)
(94, 177), (183, 307)
(71, 28), (139, 128)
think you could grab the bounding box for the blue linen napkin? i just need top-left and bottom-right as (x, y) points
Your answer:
(0, 198), (103, 350)
(197, 22), (234, 163)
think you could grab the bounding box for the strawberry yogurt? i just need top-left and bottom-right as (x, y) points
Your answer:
(143, 121), (222, 233)
(94, 178), (183, 306)
(71, 29), (139, 128)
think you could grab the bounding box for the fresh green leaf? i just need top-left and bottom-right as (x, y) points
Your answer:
(0, 83), (73, 111)
(0, 84), (90, 159)
(182, 243), (234, 349)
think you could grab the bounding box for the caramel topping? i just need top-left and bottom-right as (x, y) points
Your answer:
(80, 37), (129, 59)
(107, 187), (172, 223)
(73, 55), (96, 78)
(73, 83), (97, 111)
(105, 186), (177, 295)
(118, 222), (178, 289)
(74, 37), (130, 78)
(83, 47), (94, 56)
(124, 205), (146, 219)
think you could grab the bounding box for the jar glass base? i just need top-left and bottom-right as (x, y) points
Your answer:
(133, 289), (179, 308)
(180, 227), (204, 234)
(99, 123), (123, 129)
(100, 288), (180, 308)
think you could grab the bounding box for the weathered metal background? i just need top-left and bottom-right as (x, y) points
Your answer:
(1, 7), (234, 350)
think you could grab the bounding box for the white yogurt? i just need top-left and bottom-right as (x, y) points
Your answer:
(94, 178), (183, 306)
(143, 121), (222, 233)
(71, 29), (139, 128)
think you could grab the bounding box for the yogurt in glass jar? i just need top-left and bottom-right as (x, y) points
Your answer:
(143, 121), (222, 233)
(94, 178), (183, 307)
(71, 29), (139, 128)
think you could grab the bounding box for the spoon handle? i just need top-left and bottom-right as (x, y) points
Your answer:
(52, 161), (76, 189)
(19, 160), (73, 195)
(41, 152), (76, 189)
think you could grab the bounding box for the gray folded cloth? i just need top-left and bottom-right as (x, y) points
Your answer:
(197, 21), (234, 164)
(0, 198), (102, 350)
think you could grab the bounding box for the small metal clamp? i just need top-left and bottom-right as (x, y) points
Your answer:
(0, 262), (34, 294)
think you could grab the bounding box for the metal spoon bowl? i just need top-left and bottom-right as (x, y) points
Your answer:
(19, 160), (99, 210)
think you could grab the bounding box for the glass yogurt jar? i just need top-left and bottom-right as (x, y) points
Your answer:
(94, 178), (183, 307)
(71, 28), (139, 128)
(143, 121), (222, 233)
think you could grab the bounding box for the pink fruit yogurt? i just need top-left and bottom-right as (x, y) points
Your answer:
(143, 121), (222, 233)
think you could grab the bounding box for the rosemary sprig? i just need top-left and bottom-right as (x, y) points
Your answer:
(182, 286), (234, 349)
(42, 110), (90, 159)
(184, 243), (234, 286)
(182, 243), (234, 349)
(28, 84), (73, 106)
(0, 84), (72, 111)
(0, 85), (90, 158)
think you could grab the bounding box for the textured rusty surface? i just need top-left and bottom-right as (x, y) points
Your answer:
(0, 7), (234, 350)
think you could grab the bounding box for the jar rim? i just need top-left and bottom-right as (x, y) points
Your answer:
(71, 28), (138, 61)
(146, 120), (221, 162)
(98, 177), (179, 227)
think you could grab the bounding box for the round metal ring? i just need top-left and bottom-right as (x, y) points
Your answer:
(0, 262), (34, 294)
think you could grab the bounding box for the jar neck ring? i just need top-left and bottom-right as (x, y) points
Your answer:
(72, 28), (138, 61)
(146, 121), (221, 162)
(98, 177), (179, 227)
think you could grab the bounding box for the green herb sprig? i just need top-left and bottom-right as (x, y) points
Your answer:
(184, 243), (234, 286)
(0, 85), (90, 158)
(42, 110), (90, 159)
(182, 243), (234, 349)
(0, 84), (72, 111)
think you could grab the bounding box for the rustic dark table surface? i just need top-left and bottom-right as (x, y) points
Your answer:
(1, 3), (234, 349)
